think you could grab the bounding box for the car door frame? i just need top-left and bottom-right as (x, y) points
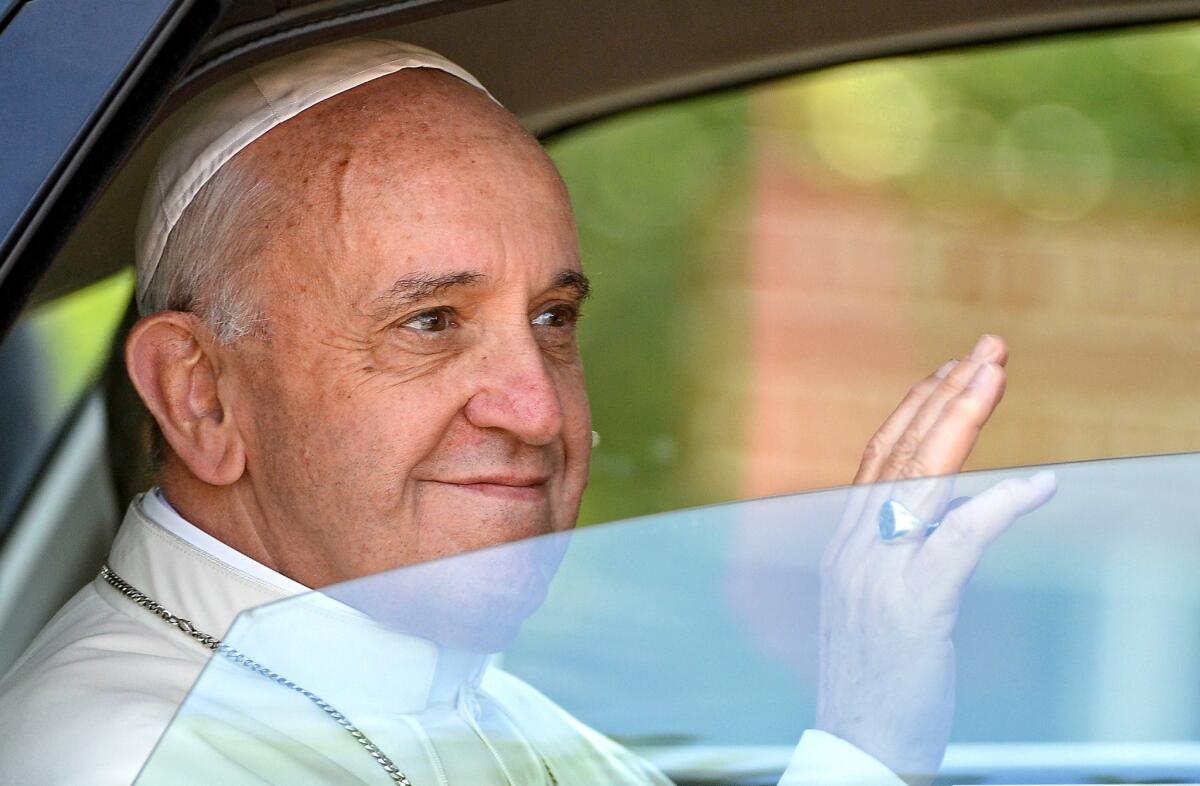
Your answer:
(0, 0), (227, 339)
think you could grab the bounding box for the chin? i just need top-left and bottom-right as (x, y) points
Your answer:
(415, 488), (558, 549)
(328, 532), (568, 653)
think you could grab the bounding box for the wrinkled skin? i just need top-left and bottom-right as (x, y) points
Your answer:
(129, 71), (591, 588)
(127, 70), (1053, 781)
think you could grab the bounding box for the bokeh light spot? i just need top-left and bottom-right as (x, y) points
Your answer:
(575, 107), (725, 240)
(994, 104), (1113, 221)
(803, 62), (936, 182)
(907, 108), (1001, 225)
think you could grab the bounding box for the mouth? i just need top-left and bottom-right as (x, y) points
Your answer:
(434, 476), (551, 503)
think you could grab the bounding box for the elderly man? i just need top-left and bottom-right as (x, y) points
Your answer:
(0, 40), (1053, 785)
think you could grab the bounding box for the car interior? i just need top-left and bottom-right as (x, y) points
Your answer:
(4, 0), (1200, 781)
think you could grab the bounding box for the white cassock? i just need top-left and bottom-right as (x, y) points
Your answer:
(0, 492), (903, 785)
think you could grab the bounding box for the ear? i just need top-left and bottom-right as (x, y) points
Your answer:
(125, 312), (246, 486)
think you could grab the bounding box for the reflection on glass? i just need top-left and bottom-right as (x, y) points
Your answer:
(0, 271), (130, 530)
(140, 455), (1200, 784)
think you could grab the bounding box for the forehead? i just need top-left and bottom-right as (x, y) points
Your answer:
(244, 71), (579, 304)
(250, 69), (533, 175)
(344, 169), (580, 306)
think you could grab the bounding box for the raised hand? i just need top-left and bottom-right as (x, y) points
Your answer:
(815, 335), (1056, 783)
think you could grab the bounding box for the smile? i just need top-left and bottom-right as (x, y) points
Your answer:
(435, 478), (550, 503)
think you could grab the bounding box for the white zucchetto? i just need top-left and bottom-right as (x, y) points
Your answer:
(134, 38), (494, 312)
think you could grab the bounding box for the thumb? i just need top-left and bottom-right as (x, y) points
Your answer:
(917, 470), (1057, 589)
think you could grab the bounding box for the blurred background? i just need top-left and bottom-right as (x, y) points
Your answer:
(7, 20), (1200, 529)
(559, 20), (1200, 525)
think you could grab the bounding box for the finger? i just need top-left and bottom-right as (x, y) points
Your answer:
(847, 474), (953, 557)
(890, 474), (956, 537)
(846, 362), (1004, 557)
(877, 335), (1007, 482)
(839, 335), (1004, 557)
(898, 361), (1006, 480)
(853, 359), (958, 485)
(916, 470), (1057, 589)
(827, 476), (896, 562)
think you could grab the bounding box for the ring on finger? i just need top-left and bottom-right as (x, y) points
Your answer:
(877, 496), (972, 542)
(877, 499), (930, 542)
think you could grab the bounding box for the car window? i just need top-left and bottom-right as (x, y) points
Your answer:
(550, 20), (1200, 527)
(5, 16), (1199, 786)
(139, 453), (1198, 785)
(0, 273), (130, 536)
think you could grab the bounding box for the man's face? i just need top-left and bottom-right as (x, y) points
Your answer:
(221, 71), (591, 586)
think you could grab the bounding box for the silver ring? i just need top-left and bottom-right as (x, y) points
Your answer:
(878, 499), (929, 542)
(877, 496), (971, 542)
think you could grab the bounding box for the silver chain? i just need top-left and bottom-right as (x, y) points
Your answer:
(100, 564), (413, 786)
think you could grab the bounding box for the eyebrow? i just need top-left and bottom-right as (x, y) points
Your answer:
(553, 270), (591, 303)
(369, 271), (485, 320)
(367, 268), (591, 321)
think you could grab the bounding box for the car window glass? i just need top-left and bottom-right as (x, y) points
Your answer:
(550, 20), (1200, 527)
(140, 453), (1199, 785)
(0, 272), (131, 535)
(0, 0), (177, 272)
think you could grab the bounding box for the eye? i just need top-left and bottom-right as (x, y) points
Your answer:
(532, 304), (580, 328)
(401, 308), (455, 333)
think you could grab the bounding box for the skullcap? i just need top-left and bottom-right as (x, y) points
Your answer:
(134, 38), (494, 311)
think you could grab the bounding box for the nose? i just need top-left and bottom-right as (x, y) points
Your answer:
(463, 328), (564, 446)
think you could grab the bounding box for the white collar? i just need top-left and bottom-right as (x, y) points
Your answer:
(140, 487), (309, 596)
(225, 591), (492, 715)
(118, 491), (492, 714)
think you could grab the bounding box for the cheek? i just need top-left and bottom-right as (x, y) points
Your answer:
(556, 364), (592, 459)
(246, 357), (466, 497)
(329, 387), (463, 481)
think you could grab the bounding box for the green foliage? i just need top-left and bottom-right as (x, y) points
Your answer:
(29, 270), (133, 408)
(551, 92), (752, 525)
(551, 20), (1200, 527)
